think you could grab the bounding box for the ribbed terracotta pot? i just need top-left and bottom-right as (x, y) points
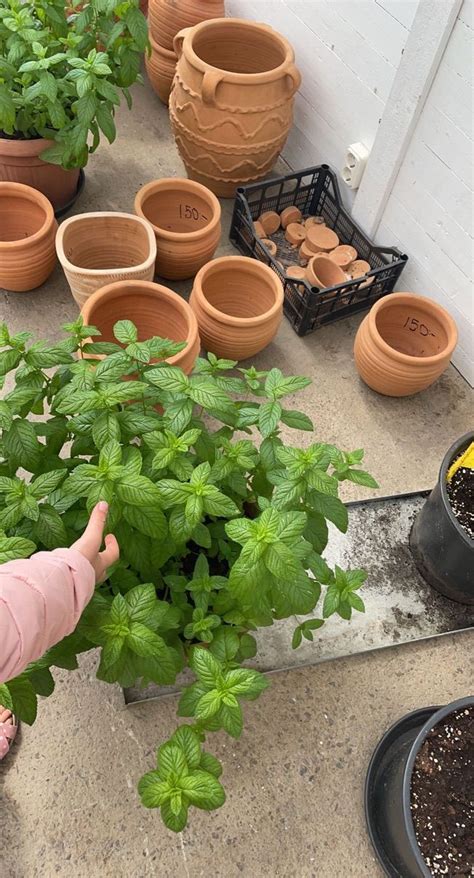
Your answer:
(306, 254), (346, 289)
(169, 18), (301, 197)
(354, 292), (458, 397)
(149, 0), (224, 51)
(145, 32), (177, 104)
(56, 212), (157, 309)
(81, 280), (200, 374)
(190, 255), (284, 360)
(134, 177), (221, 280)
(0, 182), (57, 292)
(0, 137), (80, 211)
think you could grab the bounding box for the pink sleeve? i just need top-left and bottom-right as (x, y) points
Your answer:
(0, 548), (95, 684)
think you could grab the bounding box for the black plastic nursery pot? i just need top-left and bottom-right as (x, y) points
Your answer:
(365, 696), (474, 878)
(409, 431), (474, 605)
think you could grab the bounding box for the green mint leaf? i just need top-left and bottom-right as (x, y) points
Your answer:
(292, 626), (303, 649)
(195, 689), (222, 720)
(258, 401), (282, 437)
(180, 771), (226, 810)
(113, 320), (137, 345)
(29, 469), (66, 498)
(138, 771), (170, 808)
(345, 468), (379, 488)
(280, 409), (314, 431)
(7, 675), (37, 725)
(323, 585), (340, 618)
(0, 535), (36, 564)
(190, 648), (222, 688)
(208, 627), (240, 663)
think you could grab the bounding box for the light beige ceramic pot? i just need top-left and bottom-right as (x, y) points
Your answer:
(81, 279), (200, 374)
(0, 182), (57, 291)
(354, 292), (458, 397)
(56, 212), (157, 308)
(190, 255), (283, 360)
(134, 177), (221, 280)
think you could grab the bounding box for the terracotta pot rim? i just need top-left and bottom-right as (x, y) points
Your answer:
(0, 135), (55, 157)
(80, 279), (199, 367)
(367, 292), (458, 365)
(193, 255), (284, 326)
(134, 177), (221, 241)
(148, 31), (177, 59)
(0, 181), (55, 250)
(55, 211), (157, 276)
(183, 17), (295, 83)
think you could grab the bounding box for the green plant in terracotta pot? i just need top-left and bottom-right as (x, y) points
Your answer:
(0, 318), (378, 830)
(0, 0), (148, 209)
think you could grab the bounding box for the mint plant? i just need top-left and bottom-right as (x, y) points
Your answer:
(0, 319), (377, 830)
(0, 0), (148, 168)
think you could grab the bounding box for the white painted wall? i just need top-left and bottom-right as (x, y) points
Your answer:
(226, 0), (418, 207)
(376, 0), (474, 384)
(226, 0), (473, 384)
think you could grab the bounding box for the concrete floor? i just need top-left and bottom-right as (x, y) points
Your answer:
(1, 80), (473, 877)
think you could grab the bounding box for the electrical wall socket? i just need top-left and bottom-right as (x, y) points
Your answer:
(342, 142), (370, 189)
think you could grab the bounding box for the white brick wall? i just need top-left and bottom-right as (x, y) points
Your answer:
(226, 0), (473, 383)
(377, 1), (474, 384)
(226, 0), (418, 207)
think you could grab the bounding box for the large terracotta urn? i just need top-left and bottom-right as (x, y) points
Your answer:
(169, 18), (301, 197)
(148, 0), (224, 51)
(190, 255), (283, 360)
(353, 292), (458, 397)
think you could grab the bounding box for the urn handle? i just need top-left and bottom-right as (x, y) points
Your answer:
(201, 70), (224, 105)
(173, 27), (191, 59)
(285, 63), (301, 96)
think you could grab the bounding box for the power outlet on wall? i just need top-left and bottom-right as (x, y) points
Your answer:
(342, 142), (370, 189)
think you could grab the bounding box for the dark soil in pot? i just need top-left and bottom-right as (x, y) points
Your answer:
(446, 467), (474, 540)
(410, 704), (474, 875)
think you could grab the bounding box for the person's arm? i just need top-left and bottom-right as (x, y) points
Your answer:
(0, 502), (119, 684)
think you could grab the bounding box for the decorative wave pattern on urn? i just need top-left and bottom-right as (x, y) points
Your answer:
(170, 109), (288, 156)
(172, 98), (291, 142)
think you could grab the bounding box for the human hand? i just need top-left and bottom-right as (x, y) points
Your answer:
(71, 501), (119, 583)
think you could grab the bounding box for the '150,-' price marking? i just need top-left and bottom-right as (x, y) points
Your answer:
(403, 316), (436, 337)
(179, 203), (208, 221)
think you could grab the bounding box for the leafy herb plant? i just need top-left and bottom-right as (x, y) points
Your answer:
(0, 319), (377, 830)
(0, 0), (148, 168)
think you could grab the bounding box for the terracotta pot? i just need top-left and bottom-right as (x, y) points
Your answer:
(145, 32), (177, 104)
(134, 177), (221, 280)
(56, 212), (157, 309)
(0, 182), (57, 292)
(81, 280), (200, 374)
(299, 239), (314, 265)
(140, 0), (148, 14)
(149, 0), (224, 51)
(0, 137), (80, 211)
(259, 211), (280, 235)
(190, 255), (284, 360)
(169, 18), (301, 197)
(354, 292), (458, 397)
(306, 224), (339, 253)
(280, 206), (302, 228)
(285, 222), (306, 245)
(329, 244), (357, 270)
(260, 238), (277, 257)
(306, 254), (346, 289)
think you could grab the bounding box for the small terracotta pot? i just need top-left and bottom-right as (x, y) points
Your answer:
(285, 223), (306, 245)
(280, 206), (302, 228)
(299, 239), (314, 266)
(354, 292), (458, 397)
(145, 32), (177, 104)
(306, 254), (346, 289)
(148, 0), (224, 51)
(286, 265), (306, 280)
(0, 182), (57, 292)
(81, 280), (200, 374)
(306, 225), (339, 253)
(259, 211), (280, 235)
(304, 216), (325, 229)
(190, 255), (284, 360)
(329, 244), (357, 270)
(0, 136), (80, 211)
(56, 212), (157, 309)
(260, 238), (277, 257)
(134, 177), (221, 280)
(253, 220), (266, 239)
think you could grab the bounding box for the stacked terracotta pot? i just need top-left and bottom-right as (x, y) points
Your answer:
(146, 0), (224, 105)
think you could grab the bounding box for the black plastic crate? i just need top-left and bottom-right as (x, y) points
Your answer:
(229, 164), (408, 335)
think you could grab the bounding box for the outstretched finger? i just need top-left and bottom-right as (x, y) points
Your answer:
(78, 501), (110, 557)
(97, 533), (120, 582)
